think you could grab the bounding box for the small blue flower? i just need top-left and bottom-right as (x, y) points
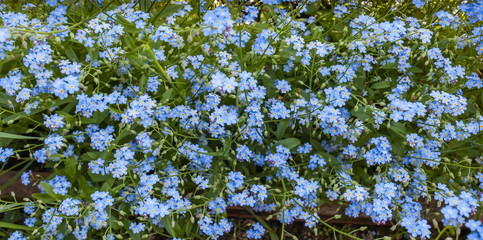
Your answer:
(0, 147), (14, 163)
(246, 222), (265, 239)
(0, 28), (11, 42)
(129, 222), (146, 234)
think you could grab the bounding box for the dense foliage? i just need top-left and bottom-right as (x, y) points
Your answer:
(0, 0), (483, 239)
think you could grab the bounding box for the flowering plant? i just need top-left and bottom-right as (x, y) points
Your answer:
(0, 0), (483, 239)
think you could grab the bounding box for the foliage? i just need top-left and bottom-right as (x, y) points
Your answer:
(0, 0), (483, 239)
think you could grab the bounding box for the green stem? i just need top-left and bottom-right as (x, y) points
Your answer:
(434, 226), (449, 240)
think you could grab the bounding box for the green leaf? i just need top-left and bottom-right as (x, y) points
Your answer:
(32, 193), (55, 203)
(40, 182), (60, 200)
(109, 106), (122, 114)
(318, 152), (342, 171)
(379, 62), (398, 69)
(276, 138), (301, 149)
(388, 121), (406, 136)
(126, 53), (144, 67)
(80, 151), (101, 160)
(350, 107), (371, 121)
(0, 92), (11, 106)
(410, 66), (423, 73)
(140, 0), (152, 12)
(111, 184), (125, 194)
(276, 119), (290, 139)
(0, 203), (24, 214)
(152, 4), (184, 22)
(160, 88), (173, 104)
(371, 81), (392, 89)
(64, 46), (79, 62)
(0, 132), (41, 140)
(139, 74), (148, 94)
(65, 157), (77, 181)
(0, 221), (35, 231)
(78, 175), (92, 198)
(116, 16), (143, 33)
(81, 110), (109, 124)
(160, 217), (177, 237)
(121, 35), (137, 51)
(203, 151), (226, 157)
(89, 172), (110, 182)
(87, 48), (99, 61)
(100, 178), (115, 192)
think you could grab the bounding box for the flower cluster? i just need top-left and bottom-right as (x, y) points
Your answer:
(0, 0), (482, 240)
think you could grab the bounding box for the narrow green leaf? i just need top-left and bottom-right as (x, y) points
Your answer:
(32, 193), (55, 203)
(140, 0), (152, 12)
(111, 184), (124, 194)
(203, 151), (225, 157)
(0, 132), (41, 140)
(0, 160), (33, 191)
(0, 203), (24, 214)
(100, 178), (115, 191)
(0, 221), (35, 231)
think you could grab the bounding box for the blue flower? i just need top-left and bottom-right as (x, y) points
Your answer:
(363, 136), (392, 165)
(246, 222), (265, 239)
(0, 147), (14, 163)
(210, 71), (238, 93)
(21, 170), (31, 185)
(7, 231), (27, 240)
(129, 222), (146, 234)
(91, 191), (114, 211)
(208, 197), (227, 214)
(44, 114), (65, 130)
(227, 171), (245, 192)
(202, 6), (233, 36)
(274, 79), (291, 94)
(0, 28), (10, 42)
(412, 0), (426, 8)
(59, 198), (81, 216)
(46, 175), (71, 196)
(334, 5), (349, 18)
